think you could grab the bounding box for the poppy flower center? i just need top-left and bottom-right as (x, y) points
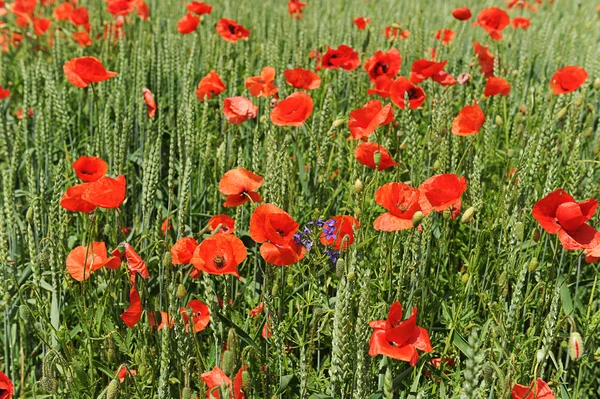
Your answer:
(228, 24), (237, 34)
(213, 255), (226, 269)
(376, 63), (389, 75)
(407, 88), (419, 100)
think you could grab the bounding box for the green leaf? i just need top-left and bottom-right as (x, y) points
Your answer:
(215, 312), (259, 349)
(559, 276), (573, 315)
(453, 331), (470, 357)
(276, 374), (298, 394)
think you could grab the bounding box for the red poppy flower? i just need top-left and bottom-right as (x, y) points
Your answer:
(270, 92), (314, 126)
(201, 366), (232, 398)
(364, 48), (401, 83)
(180, 299), (210, 333)
(122, 243), (150, 280)
(63, 57), (118, 88)
(223, 96), (258, 125)
(410, 59), (447, 84)
(116, 366), (137, 383)
(121, 287), (142, 328)
(218, 168), (263, 207)
(196, 70), (226, 101)
(249, 302), (264, 317)
(262, 317), (272, 339)
(382, 26), (410, 40)
(389, 77), (426, 110)
(452, 7), (472, 20)
(69, 7), (89, 28)
(60, 184), (95, 213)
(348, 100), (394, 140)
(452, 101), (485, 136)
(288, 0), (307, 19)
(66, 242), (118, 281)
(457, 73), (471, 85)
(106, 0), (134, 17)
(208, 214), (235, 234)
(584, 242), (600, 263)
(434, 29), (455, 45)
(319, 215), (360, 250)
(153, 311), (175, 331)
(432, 71), (457, 86)
(81, 175), (127, 209)
(161, 217), (171, 235)
(72, 156), (108, 182)
(484, 77), (511, 97)
(141, 88), (156, 119)
(215, 18), (249, 43)
(355, 142), (397, 171)
(532, 188), (599, 250)
(353, 17), (370, 30)
(368, 302), (433, 366)
(549, 66), (588, 95)
(245, 66), (278, 97)
(283, 68), (321, 90)
(72, 31), (93, 47)
(186, 1), (211, 15)
(0, 86), (9, 100)
(53, 2), (73, 20)
(473, 42), (496, 78)
(511, 378), (555, 399)
(512, 17), (530, 29)
(233, 366), (247, 399)
(171, 237), (199, 264)
(321, 45), (360, 71)
(178, 13), (199, 34)
(476, 7), (510, 40)
(419, 174), (467, 214)
(33, 17), (51, 36)
(0, 370), (14, 399)
(250, 204), (306, 266)
(374, 183), (429, 231)
(190, 234), (247, 278)
(367, 75), (393, 98)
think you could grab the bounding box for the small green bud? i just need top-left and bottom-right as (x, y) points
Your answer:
(227, 328), (238, 355)
(162, 252), (172, 269)
(574, 95), (584, 108)
(461, 207), (475, 224)
(222, 350), (234, 376)
(527, 258), (538, 273)
(347, 271), (356, 281)
(412, 211), (424, 227)
(271, 282), (280, 297)
(514, 222), (524, 242)
(461, 273), (469, 284)
(39, 376), (57, 393)
(107, 379), (119, 399)
(432, 160), (441, 172)
(507, 148), (514, 158)
(373, 151), (382, 167)
(594, 77), (600, 90)
(568, 332), (584, 361)
(495, 115), (503, 127)
(286, 271), (294, 287)
(442, 209), (451, 219)
(335, 258), (346, 278)
(353, 179), (363, 194)
(19, 304), (33, 324)
(241, 369), (252, 391)
(555, 106), (568, 120)
(532, 228), (541, 242)
(176, 284), (187, 300)
(181, 387), (193, 399)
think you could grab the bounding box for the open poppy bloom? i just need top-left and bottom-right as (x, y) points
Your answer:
(201, 366), (232, 398)
(190, 234), (247, 278)
(373, 182), (429, 231)
(432, 71), (457, 87)
(196, 70), (226, 101)
(180, 299), (210, 333)
(73, 31), (93, 48)
(0, 86), (9, 100)
(476, 7), (510, 40)
(368, 301), (433, 366)
(69, 7), (90, 30)
(187, 1), (212, 15)
(81, 175), (127, 209)
(106, 0), (135, 17)
(250, 204), (306, 266)
(72, 156), (108, 182)
(549, 66), (588, 95)
(367, 75), (393, 98)
(355, 142), (398, 171)
(121, 287), (142, 328)
(288, 0), (307, 19)
(208, 214), (235, 234)
(60, 184), (96, 213)
(0, 370), (14, 399)
(284, 68), (321, 90)
(348, 100), (394, 140)
(63, 57), (118, 88)
(532, 188), (599, 250)
(245, 66), (278, 97)
(390, 77), (426, 110)
(66, 242), (120, 281)
(364, 48), (401, 83)
(171, 237), (199, 264)
(452, 101), (485, 136)
(321, 45), (360, 71)
(473, 42), (496, 78)
(178, 13), (199, 34)
(122, 243), (150, 280)
(33, 17), (51, 36)
(419, 174), (467, 214)
(382, 25), (410, 41)
(116, 366), (137, 383)
(270, 92), (314, 126)
(319, 215), (360, 250)
(218, 168), (263, 207)
(353, 16), (370, 30)
(584, 241), (600, 263)
(142, 88), (156, 119)
(511, 17), (531, 29)
(434, 29), (455, 45)
(511, 378), (555, 399)
(452, 7), (472, 20)
(215, 18), (250, 43)
(410, 59), (447, 84)
(484, 77), (511, 97)
(54, 2), (74, 20)
(223, 97), (258, 124)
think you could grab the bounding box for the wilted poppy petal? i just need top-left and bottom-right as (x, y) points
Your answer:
(121, 287), (142, 328)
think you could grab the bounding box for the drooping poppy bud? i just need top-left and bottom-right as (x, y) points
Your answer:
(568, 332), (584, 361)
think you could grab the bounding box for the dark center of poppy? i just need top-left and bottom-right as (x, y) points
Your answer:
(407, 88), (419, 100)
(228, 24), (236, 34)
(213, 255), (226, 269)
(376, 62), (389, 75)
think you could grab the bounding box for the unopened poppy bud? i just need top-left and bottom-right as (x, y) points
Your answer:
(227, 328), (238, 354)
(507, 148), (514, 158)
(331, 118), (346, 129)
(568, 332), (584, 361)
(181, 387), (193, 399)
(107, 379), (119, 399)
(536, 349), (545, 363)
(348, 271), (356, 281)
(19, 304), (33, 324)
(532, 228), (541, 242)
(162, 252), (172, 269)
(514, 222), (524, 242)
(373, 151), (382, 167)
(555, 106), (568, 120)
(584, 127), (593, 138)
(241, 369), (253, 391)
(461, 207), (475, 223)
(354, 207), (361, 217)
(287, 272), (294, 287)
(222, 350), (234, 376)
(443, 209), (451, 219)
(39, 376), (57, 393)
(271, 282), (280, 297)
(528, 258), (538, 272)
(354, 179), (363, 194)
(432, 160), (441, 172)
(519, 104), (528, 114)
(412, 211), (424, 227)
(176, 284), (187, 299)
(575, 95), (584, 108)
(514, 112), (523, 124)
(335, 258), (346, 278)
(461, 273), (469, 284)
(495, 115), (503, 127)
(594, 77), (600, 90)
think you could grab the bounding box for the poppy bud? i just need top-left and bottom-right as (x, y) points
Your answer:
(584, 127), (593, 138)
(331, 118), (346, 129)
(241, 369), (253, 391)
(528, 258), (538, 273)
(461, 207), (475, 224)
(514, 222), (524, 242)
(40, 250), (50, 268)
(336, 258), (346, 278)
(536, 349), (545, 363)
(594, 77), (600, 90)
(181, 387), (193, 399)
(373, 151), (382, 167)
(412, 211), (424, 227)
(555, 106), (568, 120)
(443, 209), (451, 219)
(176, 284), (187, 299)
(354, 207), (361, 217)
(271, 282), (280, 297)
(227, 328), (238, 354)
(354, 179), (363, 194)
(532, 228), (541, 242)
(39, 376), (57, 393)
(507, 148), (514, 158)
(162, 252), (172, 269)
(495, 115), (503, 127)
(348, 271), (356, 281)
(574, 95), (584, 108)
(222, 350), (234, 376)
(568, 332), (584, 361)
(432, 160), (441, 172)
(461, 273), (469, 284)
(107, 379), (119, 399)
(287, 272), (295, 287)
(514, 112), (523, 124)
(19, 304), (33, 324)
(481, 364), (493, 383)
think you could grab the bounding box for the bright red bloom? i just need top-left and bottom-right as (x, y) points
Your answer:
(511, 378), (555, 399)
(63, 57), (118, 88)
(142, 88), (156, 119)
(368, 302), (433, 366)
(410, 59), (447, 83)
(121, 287), (142, 328)
(249, 302), (264, 317)
(0, 86), (9, 100)
(355, 142), (397, 171)
(353, 16), (370, 30)
(208, 214), (235, 234)
(367, 75), (393, 98)
(178, 13), (200, 34)
(319, 215), (360, 250)
(419, 174), (467, 214)
(72, 155), (108, 182)
(180, 299), (210, 333)
(106, 0), (134, 17)
(532, 188), (599, 250)
(116, 366), (137, 383)
(250, 204), (306, 266)
(69, 7), (89, 28)
(171, 237), (199, 264)
(476, 7), (510, 40)
(201, 366), (232, 398)
(53, 2), (73, 20)
(270, 92), (314, 126)
(218, 168), (263, 207)
(452, 7), (472, 20)
(66, 242), (119, 281)
(245, 66), (278, 97)
(190, 234), (247, 278)
(321, 45), (360, 71)
(389, 77), (426, 110)
(223, 96), (258, 124)
(434, 29), (455, 45)
(452, 101), (485, 136)
(60, 184), (95, 213)
(432, 71), (457, 87)
(288, 0), (307, 19)
(33, 17), (51, 36)
(484, 77), (511, 97)
(161, 217), (171, 235)
(382, 25), (410, 40)
(374, 183), (429, 231)
(122, 243), (150, 280)
(81, 175), (127, 209)
(154, 311), (175, 331)
(549, 66), (588, 95)
(284, 68), (320, 90)
(511, 17), (530, 29)
(72, 31), (92, 47)
(584, 242), (600, 264)
(186, 1), (211, 15)
(0, 370), (14, 399)
(473, 42), (496, 78)
(348, 100), (394, 140)
(196, 70), (226, 101)
(215, 18), (249, 43)
(364, 48), (401, 83)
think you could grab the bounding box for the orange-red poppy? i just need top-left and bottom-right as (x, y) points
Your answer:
(0, 86), (9, 100)
(432, 71), (457, 86)
(171, 237), (199, 264)
(434, 29), (455, 45)
(0, 370), (14, 399)
(142, 88), (156, 119)
(319, 215), (360, 250)
(160, 217), (171, 235)
(451, 101), (485, 136)
(353, 16), (370, 30)
(218, 167), (263, 207)
(190, 234), (247, 278)
(178, 13), (199, 34)
(122, 243), (150, 280)
(511, 378), (555, 399)
(180, 299), (210, 333)
(419, 174), (467, 213)
(476, 7), (510, 40)
(66, 242), (119, 281)
(511, 16), (530, 29)
(473, 42), (496, 78)
(60, 183), (96, 213)
(249, 302), (264, 317)
(348, 100), (394, 140)
(53, 2), (73, 20)
(72, 155), (108, 182)
(215, 18), (249, 43)
(288, 0), (307, 19)
(410, 59), (447, 83)
(283, 68), (321, 90)
(223, 96), (258, 124)
(484, 77), (511, 97)
(382, 26), (410, 40)
(121, 286), (142, 328)
(106, 0), (134, 17)
(81, 175), (127, 209)
(389, 77), (426, 110)
(367, 75), (393, 98)
(69, 7), (89, 30)
(152, 311), (175, 331)
(373, 182), (429, 231)
(201, 367), (232, 397)
(196, 70), (226, 101)
(452, 7), (472, 20)
(364, 48), (401, 83)
(245, 66), (278, 97)
(208, 214), (235, 234)
(72, 31), (92, 47)
(33, 17), (51, 36)
(321, 45), (360, 71)
(355, 142), (397, 171)
(187, 1), (212, 15)
(115, 365), (137, 383)
(549, 66), (588, 95)
(63, 57), (118, 88)
(270, 92), (314, 126)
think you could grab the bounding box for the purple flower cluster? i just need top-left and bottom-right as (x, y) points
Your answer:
(293, 218), (340, 264)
